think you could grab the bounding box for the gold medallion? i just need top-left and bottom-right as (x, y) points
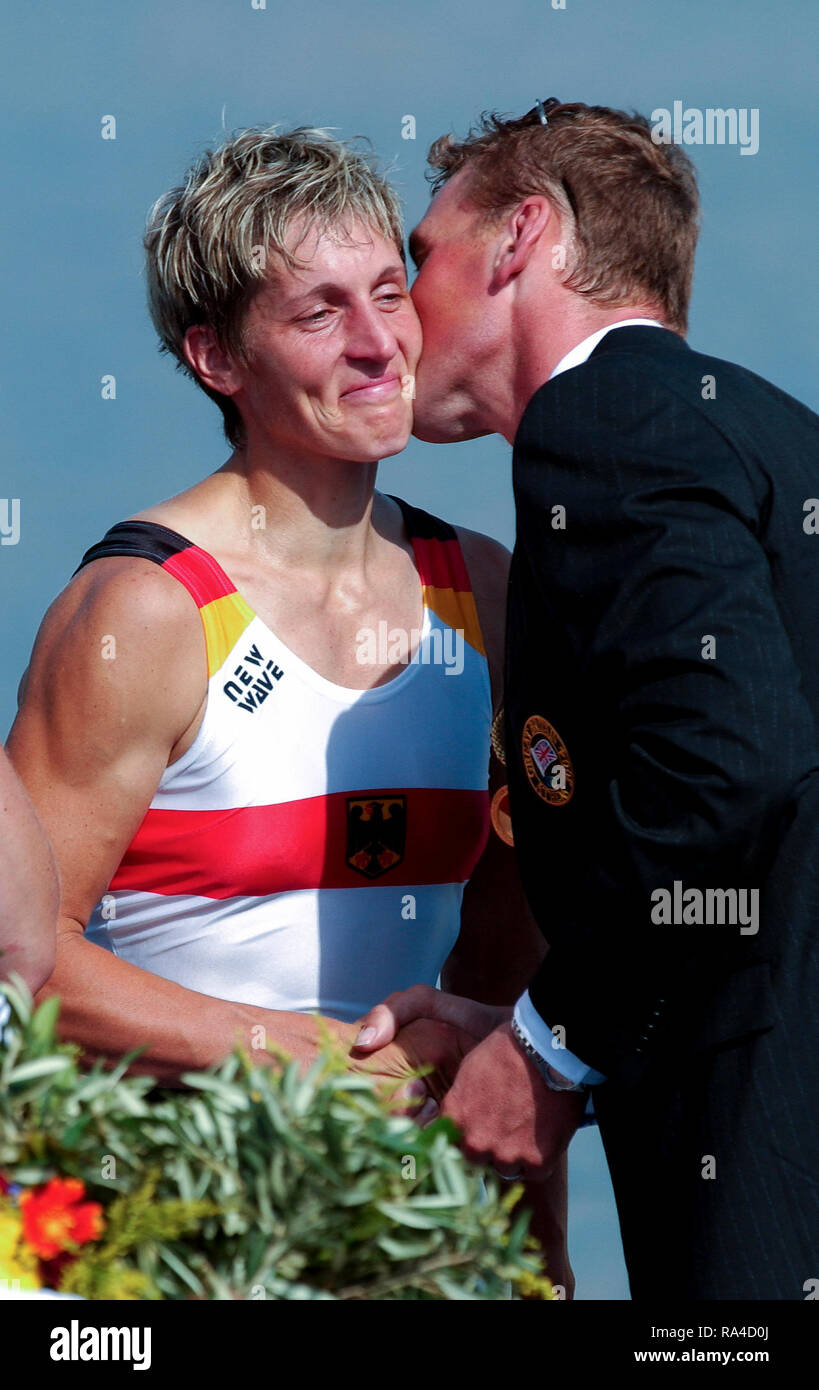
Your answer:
(490, 785), (515, 845)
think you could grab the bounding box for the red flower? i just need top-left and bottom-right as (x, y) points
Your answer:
(0, 1173), (9, 1196)
(19, 1177), (104, 1260)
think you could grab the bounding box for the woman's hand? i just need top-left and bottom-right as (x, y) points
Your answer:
(353, 984), (512, 1054)
(345, 1016), (479, 1115)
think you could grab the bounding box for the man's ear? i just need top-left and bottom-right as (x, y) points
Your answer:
(489, 196), (555, 292)
(183, 324), (244, 397)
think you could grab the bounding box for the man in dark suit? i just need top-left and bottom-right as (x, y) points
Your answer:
(355, 101), (819, 1299)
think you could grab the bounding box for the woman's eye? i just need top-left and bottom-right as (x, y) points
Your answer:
(297, 307), (333, 326)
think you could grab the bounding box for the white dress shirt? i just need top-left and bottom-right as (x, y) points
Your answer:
(512, 318), (665, 1086)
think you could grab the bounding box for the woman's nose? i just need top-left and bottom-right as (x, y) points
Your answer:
(345, 303), (397, 363)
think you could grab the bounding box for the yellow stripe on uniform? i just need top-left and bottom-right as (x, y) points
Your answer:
(422, 586), (486, 656)
(200, 592), (256, 677)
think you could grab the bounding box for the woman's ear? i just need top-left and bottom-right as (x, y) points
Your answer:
(490, 196), (555, 292)
(183, 324), (244, 396)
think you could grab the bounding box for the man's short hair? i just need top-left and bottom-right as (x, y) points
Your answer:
(427, 103), (700, 333)
(144, 126), (404, 447)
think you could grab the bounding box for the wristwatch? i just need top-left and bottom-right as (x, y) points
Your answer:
(510, 1018), (588, 1093)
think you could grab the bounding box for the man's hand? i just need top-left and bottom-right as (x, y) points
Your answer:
(439, 1022), (587, 1180)
(354, 984), (511, 1052)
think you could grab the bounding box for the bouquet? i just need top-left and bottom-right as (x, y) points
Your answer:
(0, 977), (554, 1300)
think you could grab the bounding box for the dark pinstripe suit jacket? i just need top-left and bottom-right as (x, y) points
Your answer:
(504, 326), (819, 1298)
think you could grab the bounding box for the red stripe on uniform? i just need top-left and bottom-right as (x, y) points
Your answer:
(162, 546), (237, 608)
(411, 536), (471, 592)
(109, 787), (490, 898)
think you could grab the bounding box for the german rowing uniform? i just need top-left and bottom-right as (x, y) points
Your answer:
(73, 498), (491, 1022)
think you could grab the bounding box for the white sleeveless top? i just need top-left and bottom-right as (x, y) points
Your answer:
(75, 499), (492, 1021)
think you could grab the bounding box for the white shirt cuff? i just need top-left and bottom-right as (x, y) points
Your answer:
(513, 990), (607, 1085)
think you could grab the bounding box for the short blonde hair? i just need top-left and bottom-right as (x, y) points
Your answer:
(144, 125), (405, 446)
(428, 104), (699, 334)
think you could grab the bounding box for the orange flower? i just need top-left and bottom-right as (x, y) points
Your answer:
(19, 1177), (104, 1260)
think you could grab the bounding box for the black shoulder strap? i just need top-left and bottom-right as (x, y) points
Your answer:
(389, 494), (457, 543)
(72, 519), (195, 576)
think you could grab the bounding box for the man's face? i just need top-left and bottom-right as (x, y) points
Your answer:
(234, 219), (421, 464)
(409, 171), (503, 442)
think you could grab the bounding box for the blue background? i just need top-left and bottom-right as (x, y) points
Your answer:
(2, 0), (816, 1299)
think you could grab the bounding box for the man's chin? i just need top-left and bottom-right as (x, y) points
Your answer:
(412, 420), (491, 444)
(411, 391), (491, 444)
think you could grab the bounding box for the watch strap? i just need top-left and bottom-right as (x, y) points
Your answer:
(510, 1018), (588, 1093)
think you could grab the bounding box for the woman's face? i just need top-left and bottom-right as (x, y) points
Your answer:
(232, 218), (422, 464)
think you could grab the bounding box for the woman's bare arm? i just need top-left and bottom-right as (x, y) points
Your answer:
(7, 557), (464, 1087)
(0, 741), (59, 994)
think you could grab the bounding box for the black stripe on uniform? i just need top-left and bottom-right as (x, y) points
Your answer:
(72, 520), (194, 576)
(389, 495), (457, 543)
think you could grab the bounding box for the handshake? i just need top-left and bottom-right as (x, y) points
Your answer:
(345, 986), (586, 1184)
